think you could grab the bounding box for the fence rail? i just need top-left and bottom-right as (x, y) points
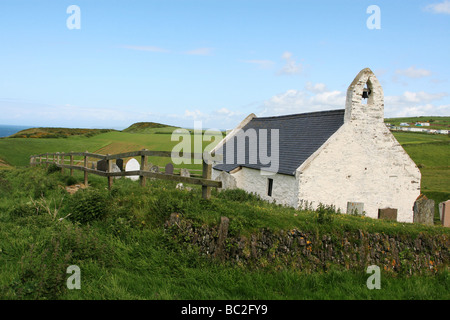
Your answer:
(29, 149), (222, 199)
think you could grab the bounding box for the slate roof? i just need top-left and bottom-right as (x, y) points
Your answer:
(213, 109), (345, 176)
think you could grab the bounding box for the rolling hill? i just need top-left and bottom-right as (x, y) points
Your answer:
(122, 122), (181, 134)
(8, 127), (116, 139)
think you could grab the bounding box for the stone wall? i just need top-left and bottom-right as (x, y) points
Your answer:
(165, 214), (449, 274)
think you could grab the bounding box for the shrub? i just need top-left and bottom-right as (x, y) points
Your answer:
(67, 188), (108, 224)
(216, 189), (261, 203)
(7, 239), (71, 299)
(315, 203), (338, 224)
(9, 202), (40, 218)
(64, 176), (78, 186)
(47, 163), (60, 174)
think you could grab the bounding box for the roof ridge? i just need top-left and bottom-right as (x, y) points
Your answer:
(255, 109), (345, 121)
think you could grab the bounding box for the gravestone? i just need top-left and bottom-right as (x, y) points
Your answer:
(116, 159), (124, 171)
(347, 202), (364, 215)
(441, 200), (450, 228)
(145, 162), (153, 171)
(150, 165), (159, 173)
(97, 159), (107, 172)
(125, 158), (140, 181)
(413, 195), (434, 225)
(378, 208), (398, 221)
(180, 168), (190, 178)
(111, 163), (121, 179)
(215, 171), (236, 190)
(165, 163), (174, 175)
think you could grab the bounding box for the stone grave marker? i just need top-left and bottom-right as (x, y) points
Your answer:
(150, 165), (159, 173)
(413, 195), (434, 225)
(116, 158), (124, 171)
(97, 159), (107, 172)
(347, 202), (364, 215)
(165, 163), (174, 175)
(125, 158), (140, 181)
(378, 208), (398, 221)
(441, 200), (450, 228)
(180, 168), (190, 178)
(112, 163), (121, 179)
(215, 171), (236, 190)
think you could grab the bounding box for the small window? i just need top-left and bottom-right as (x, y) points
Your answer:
(267, 178), (273, 197)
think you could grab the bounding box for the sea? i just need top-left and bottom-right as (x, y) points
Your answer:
(0, 124), (32, 138)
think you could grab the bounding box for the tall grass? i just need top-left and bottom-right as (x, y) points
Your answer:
(0, 167), (448, 300)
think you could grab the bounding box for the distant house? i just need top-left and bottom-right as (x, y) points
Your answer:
(211, 68), (421, 222)
(400, 122), (409, 126)
(415, 122), (430, 127)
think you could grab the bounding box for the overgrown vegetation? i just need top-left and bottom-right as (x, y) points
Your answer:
(0, 167), (448, 300)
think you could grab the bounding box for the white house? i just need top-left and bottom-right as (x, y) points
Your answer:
(210, 68), (421, 223)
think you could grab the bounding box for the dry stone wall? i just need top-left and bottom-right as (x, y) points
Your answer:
(165, 213), (449, 274)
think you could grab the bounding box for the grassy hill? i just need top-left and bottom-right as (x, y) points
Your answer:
(0, 120), (448, 213)
(122, 122), (180, 134)
(0, 119), (449, 300)
(9, 127), (116, 139)
(0, 166), (448, 300)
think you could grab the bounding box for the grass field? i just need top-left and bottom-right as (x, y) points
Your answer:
(0, 124), (448, 300)
(0, 126), (448, 210)
(0, 167), (448, 300)
(391, 131), (449, 219)
(385, 116), (450, 130)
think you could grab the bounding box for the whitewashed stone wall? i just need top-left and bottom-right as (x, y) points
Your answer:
(296, 68), (421, 222)
(221, 167), (299, 208)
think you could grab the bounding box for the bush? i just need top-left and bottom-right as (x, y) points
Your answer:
(64, 176), (78, 186)
(47, 163), (60, 174)
(67, 188), (108, 224)
(315, 203), (338, 224)
(216, 189), (261, 203)
(9, 202), (40, 218)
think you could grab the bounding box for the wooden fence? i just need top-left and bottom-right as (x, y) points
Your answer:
(29, 149), (222, 199)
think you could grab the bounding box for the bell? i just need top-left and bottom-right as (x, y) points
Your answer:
(362, 88), (371, 99)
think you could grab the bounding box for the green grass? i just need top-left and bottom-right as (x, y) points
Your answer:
(385, 116), (450, 130)
(392, 132), (449, 220)
(0, 167), (448, 300)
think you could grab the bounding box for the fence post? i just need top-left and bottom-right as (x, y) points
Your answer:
(202, 158), (212, 200)
(140, 149), (148, 187)
(29, 156), (34, 167)
(53, 153), (56, 164)
(107, 154), (113, 190)
(84, 151), (88, 186)
(61, 153), (65, 174)
(70, 152), (74, 177)
(46, 153), (49, 168)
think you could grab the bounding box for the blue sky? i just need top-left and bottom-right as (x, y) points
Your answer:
(0, 0), (449, 130)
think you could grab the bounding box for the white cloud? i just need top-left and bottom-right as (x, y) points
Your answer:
(258, 88), (346, 116)
(395, 66), (432, 79)
(305, 82), (328, 93)
(385, 91), (447, 105)
(425, 0), (450, 14)
(120, 45), (170, 53)
(184, 48), (214, 56)
(384, 91), (449, 117)
(278, 51), (303, 75)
